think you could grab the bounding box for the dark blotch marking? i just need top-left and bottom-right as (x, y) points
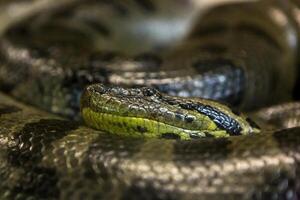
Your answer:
(293, 73), (300, 100)
(174, 101), (242, 135)
(173, 137), (232, 161)
(189, 24), (228, 38)
(161, 133), (181, 140)
(133, 0), (155, 12)
(0, 104), (21, 115)
(8, 119), (78, 166)
(198, 44), (227, 54)
(136, 125), (147, 134)
(273, 127), (300, 148)
(134, 53), (161, 64)
(81, 19), (110, 37)
(11, 167), (59, 199)
(89, 51), (119, 64)
(236, 24), (281, 50)
(197, 105), (242, 135)
(134, 53), (162, 70)
(192, 58), (236, 73)
(269, 128), (300, 199)
(251, 171), (296, 200)
(30, 47), (50, 59)
(111, 1), (129, 16)
(121, 179), (181, 200)
(6, 119), (78, 199)
(100, 0), (129, 16)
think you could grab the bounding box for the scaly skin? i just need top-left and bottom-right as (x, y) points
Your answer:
(1, 93), (300, 200)
(0, 0), (300, 200)
(0, 0), (298, 118)
(81, 84), (260, 139)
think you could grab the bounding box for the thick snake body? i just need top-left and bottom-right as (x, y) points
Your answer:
(0, 0), (300, 199)
(1, 94), (300, 200)
(0, 0), (298, 117)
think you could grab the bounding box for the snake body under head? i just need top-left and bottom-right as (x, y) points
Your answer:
(81, 84), (260, 139)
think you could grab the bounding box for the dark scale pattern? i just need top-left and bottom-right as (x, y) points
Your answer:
(133, 53), (162, 71)
(3, 119), (78, 199)
(7, 119), (78, 166)
(100, 0), (130, 16)
(172, 138), (232, 166)
(253, 102), (300, 130)
(193, 104), (242, 135)
(82, 83), (248, 137)
(80, 18), (111, 37)
(0, 0), (299, 200)
(121, 181), (180, 200)
(0, 2), (295, 119)
(191, 58), (245, 105)
(0, 33), (114, 119)
(11, 167), (59, 200)
(164, 98), (243, 135)
(236, 24), (281, 51)
(251, 171), (297, 200)
(161, 133), (181, 139)
(250, 128), (300, 200)
(0, 104), (21, 115)
(1, 93), (300, 200)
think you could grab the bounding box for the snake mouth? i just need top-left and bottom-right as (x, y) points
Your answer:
(81, 108), (219, 140)
(80, 84), (260, 139)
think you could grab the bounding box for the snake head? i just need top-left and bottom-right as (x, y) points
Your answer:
(81, 84), (260, 139)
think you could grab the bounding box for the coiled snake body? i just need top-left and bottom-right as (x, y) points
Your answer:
(0, 0), (300, 199)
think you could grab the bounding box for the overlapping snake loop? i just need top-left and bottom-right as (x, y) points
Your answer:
(0, 0), (300, 199)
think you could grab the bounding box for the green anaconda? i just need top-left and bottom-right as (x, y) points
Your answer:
(1, 0), (300, 199)
(81, 84), (261, 139)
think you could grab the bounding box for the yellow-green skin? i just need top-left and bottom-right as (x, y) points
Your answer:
(81, 84), (260, 139)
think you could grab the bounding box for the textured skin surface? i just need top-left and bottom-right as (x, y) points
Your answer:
(81, 84), (259, 139)
(0, 0), (300, 199)
(0, 0), (298, 118)
(1, 93), (300, 200)
(0, 0), (80, 35)
(251, 102), (300, 130)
